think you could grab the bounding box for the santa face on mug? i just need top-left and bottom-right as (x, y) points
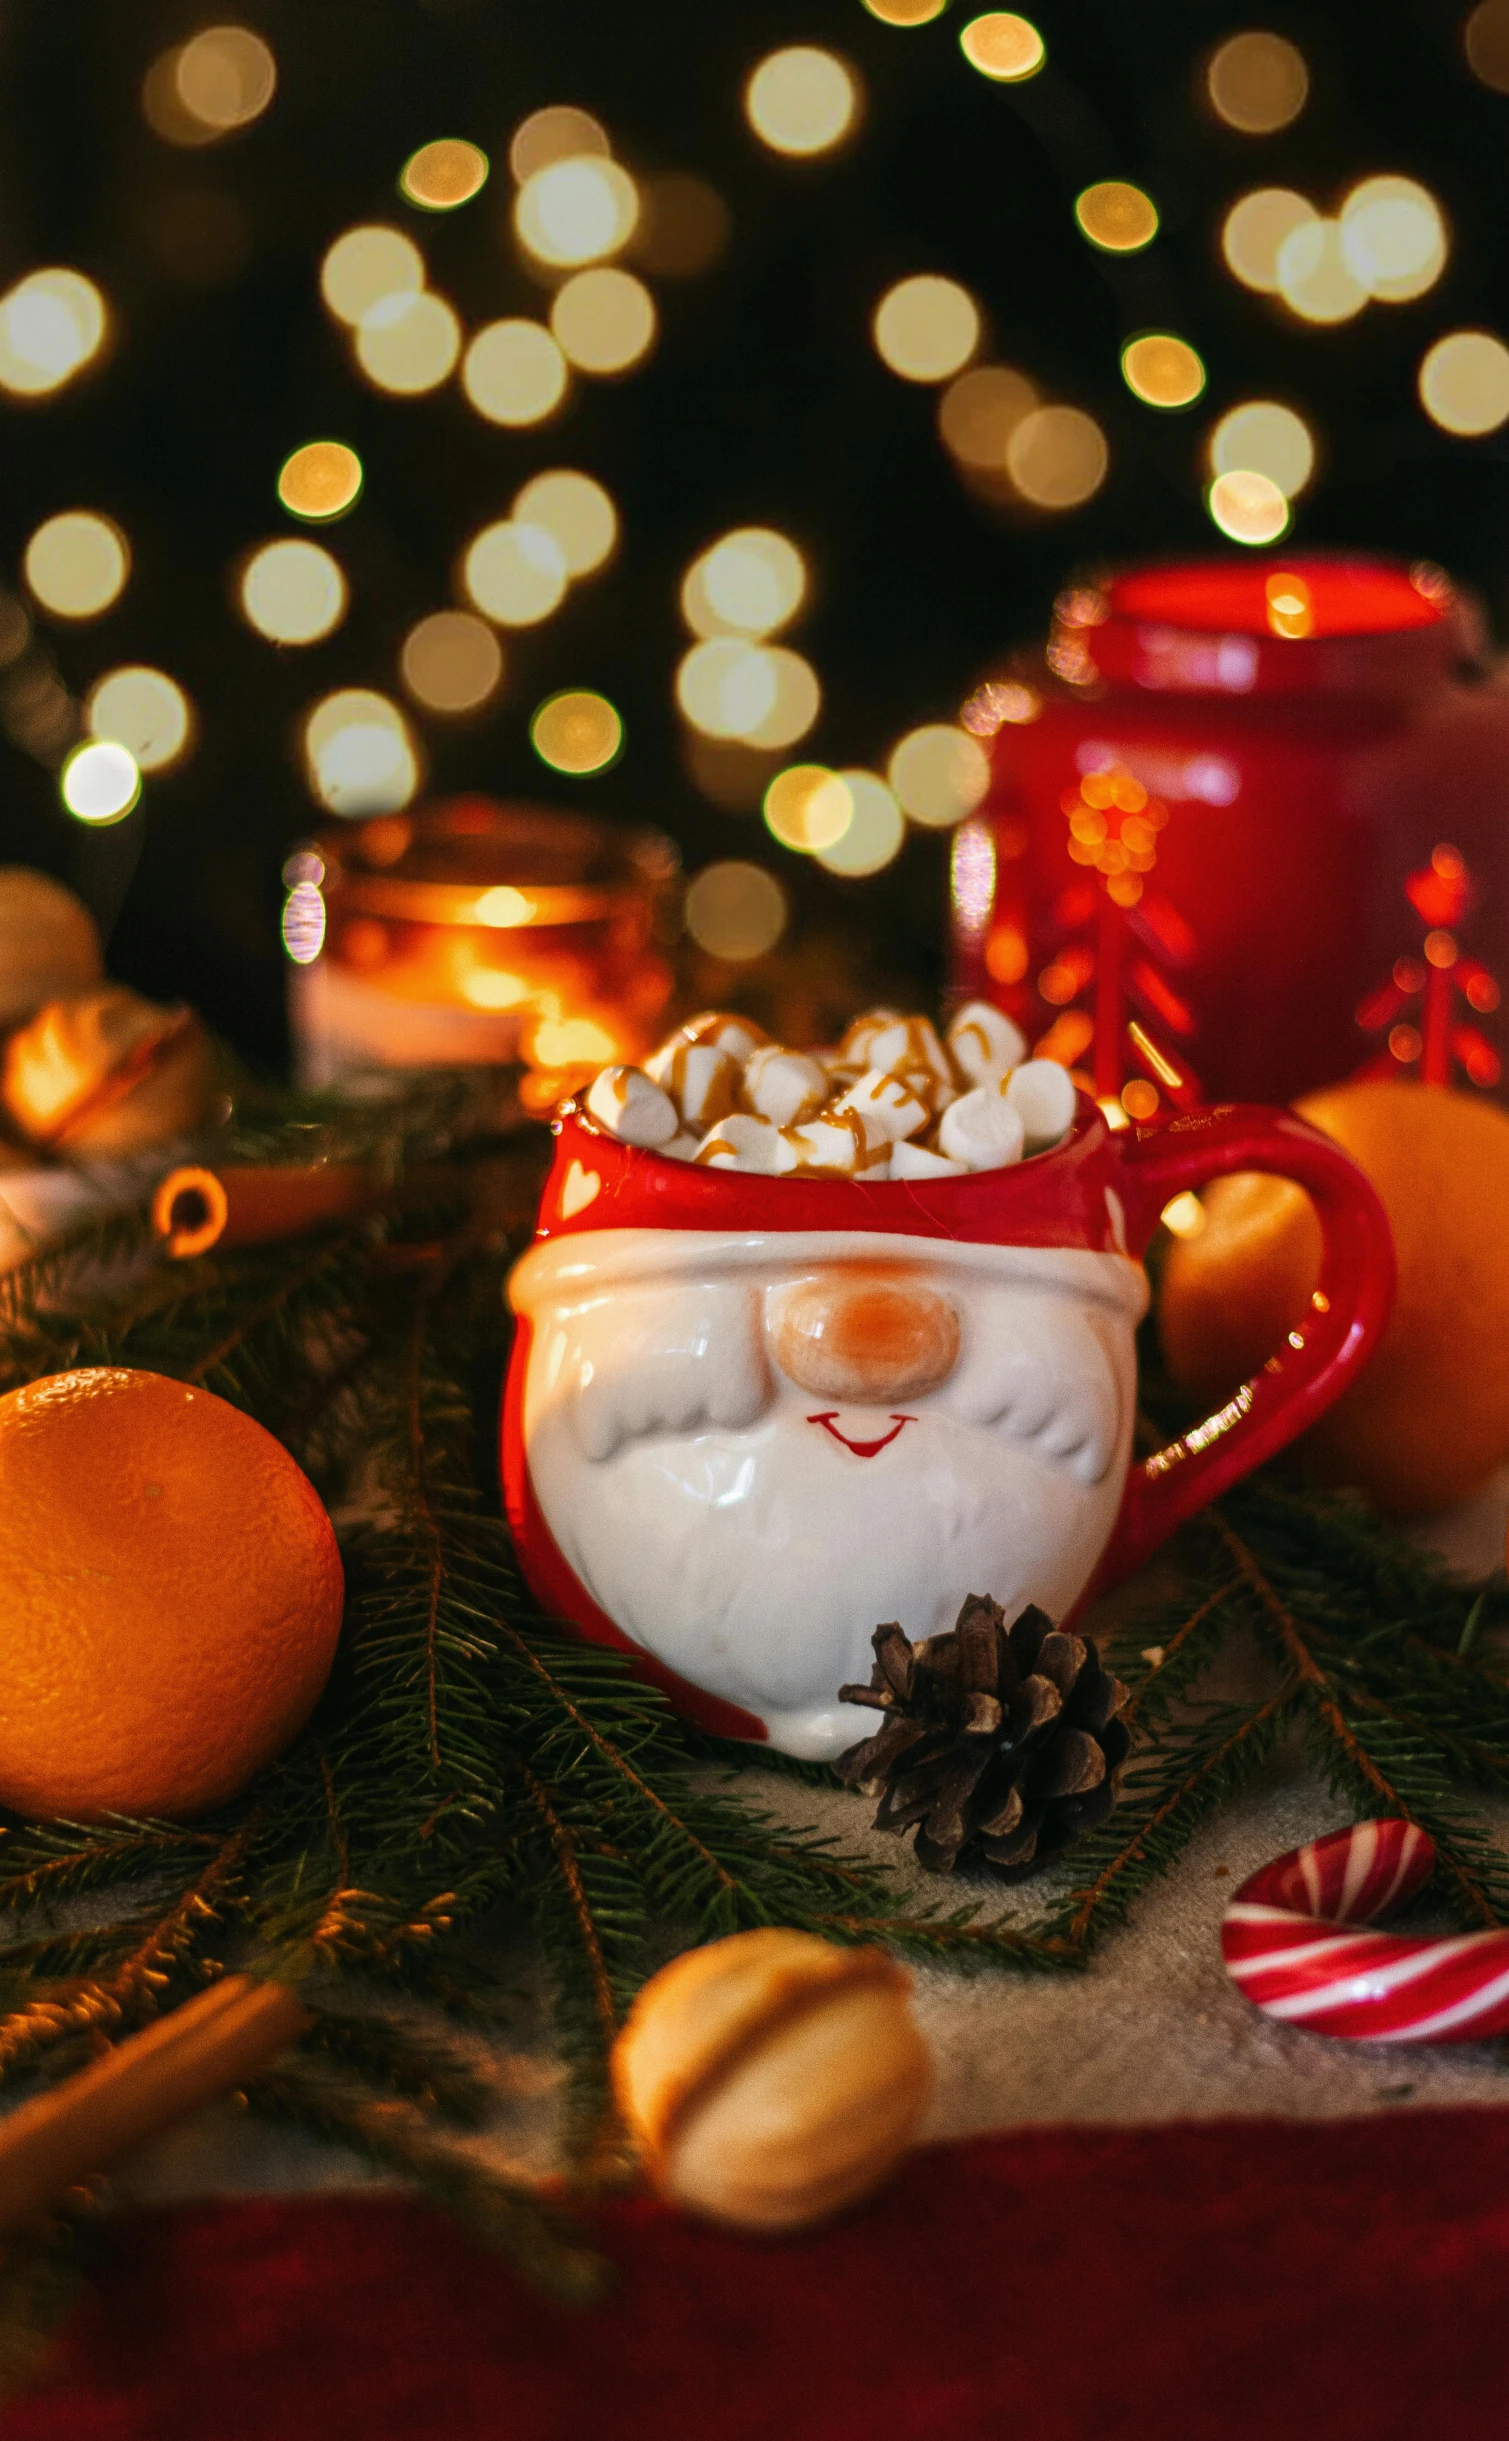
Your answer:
(509, 1228), (1148, 1759)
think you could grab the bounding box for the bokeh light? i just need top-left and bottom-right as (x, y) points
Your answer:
(959, 14), (1045, 79)
(281, 877), (326, 965)
(888, 724), (990, 827)
(1467, 0), (1509, 89)
(24, 512), (129, 619)
(682, 529), (806, 638)
(1274, 218), (1367, 324)
(740, 647), (822, 749)
(1121, 333), (1205, 409)
(1418, 330), (1509, 435)
(463, 319), (569, 424)
(354, 290), (461, 394)
(400, 611), (504, 714)
(676, 639), (780, 738)
(61, 740), (141, 825)
(764, 765), (852, 854)
(320, 226), (425, 325)
(531, 690), (624, 773)
(400, 138), (489, 211)
(629, 174), (731, 276)
(550, 267), (657, 374)
(816, 771), (906, 875)
(86, 667), (191, 772)
(1339, 175), (1447, 304)
(462, 520), (570, 625)
(508, 107), (610, 185)
(1207, 468), (1291, 545)
(1005, 405), (1109, 508)
(872, 275), (980, 381)
(175, 27), (277, 133)
(1074, 182), (1159, 253)
(1206, 31), (1309, 133)
(277, 440), (363, 521)
(864, 0), (948, 21)
(744, 47), (859, 155)
(1208, 401), (1315, 499)
(684, 861), (787, 961)
(305, 689), (419, 817)
(514, 156), (639, 267)
(0, 269), (107, 397)
(513, 469), (618, 576)
(240, 539), (347, 644)
(938, 364), (1036, 474)
(1222, 190), (1317, 293)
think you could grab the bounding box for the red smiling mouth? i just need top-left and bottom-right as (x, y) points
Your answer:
(808, 1412), (916, 1459)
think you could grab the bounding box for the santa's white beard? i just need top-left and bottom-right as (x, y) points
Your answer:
(526, 1394), (1130, 1759)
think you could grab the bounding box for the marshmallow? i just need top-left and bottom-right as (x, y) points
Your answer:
(585, 1064), (680, 1148)
(1005, 1059), (1078, 1152)
(777, 1111), (891, 1178)
(662, 1132), (702, 1162)
(646, 1040), (741, 1132)
(834, 1007), (902, 1074)
(947, 999), (1028, 1087)
(890, 1139), (968, 1181)
(676, 1010), (770, 1064)
(937, 1081), (1026, 1173)
(694, 1113), (784, 1172)
(742, 1045), (829, 1127)
(861, 1016), (953, 1092)
(832, 1067), (932, 1143)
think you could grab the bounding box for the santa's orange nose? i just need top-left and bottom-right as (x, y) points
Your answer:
(771, 1271), (960, 1404)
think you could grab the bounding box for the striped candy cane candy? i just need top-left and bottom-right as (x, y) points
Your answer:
(1222, 1818), (1509, 2044)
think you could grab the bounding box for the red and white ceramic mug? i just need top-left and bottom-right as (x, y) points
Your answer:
(503, 1095), (1394, 1758)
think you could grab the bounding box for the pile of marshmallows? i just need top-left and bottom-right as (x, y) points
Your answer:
(580, 1001), (1077, 1180)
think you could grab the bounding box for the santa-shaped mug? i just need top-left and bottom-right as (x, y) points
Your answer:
(503, 1095), (1393, 1758)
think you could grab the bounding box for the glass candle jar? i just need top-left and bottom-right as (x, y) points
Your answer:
(285, 796), (679, 1094)
(952, 555), (1506, 1109)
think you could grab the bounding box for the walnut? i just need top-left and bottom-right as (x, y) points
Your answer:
(0, 869), (102, 1027)
(2, 988), (216, 1155)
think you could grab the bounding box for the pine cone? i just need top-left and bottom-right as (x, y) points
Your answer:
(834, 1596), (1132, 1881)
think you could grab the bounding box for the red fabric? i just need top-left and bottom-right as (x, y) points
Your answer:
(11, 2108), (1509, 2441)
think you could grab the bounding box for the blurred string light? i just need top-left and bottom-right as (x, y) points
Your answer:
(462, 520), (569, 625)
(1418, 330), (1509, 435)
(354, 289), (461, 394)
(1074, 182), (1158, 253)
(1121, 334), (1205, 408)
(816, 771), (905, 875)
(400, 611), (504, 714)
(1339, 176), (1446, 303)
(277, 441), (363, 521)
(304, 688), (419, 816)
(628, 174), (730, 276)
(320, 226), (425, 324)
(240, 539), (347, 644)
(550, 267), (657, 374)
(515, 156), (639, 268)
(1274, 218), (1366, 324)
(959, 14), (1045, 79)
(1006, 405), (1108, 508)
(143, 26), (277, 145)
(400, 138), (489, 211)
(872, 275), (979, 381)
(61, 740), (140, 824)
(863, 0), (948, 19)
(684, 861), (787, 960)
(531, 689), (623, 773)
(1205, 31), (1308, 133)
(744, 47), (860, 155)
(0, 269), (107, 397)
(764, 764), (852, 854)
(1467, 0), (1509, 88)
(1209, 401), (1315, 499)
(682, 529), (806, 637)
(462, 319), (568, 425)
(24, 512), (129, 619)
(676, 639), (818, 745)
(1207, 468), (1290, 545)
(509, 106), (610, 183)
(937, 364), (1036, 480)
(514, 469), (618, 574)
(85, 667), (191, 772)
(1222, 189), (1316, 293)
(888, 724), (989, 827)
(281, 857), (327, 965)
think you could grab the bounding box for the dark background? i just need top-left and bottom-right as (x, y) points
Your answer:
(1, 0), (1505, 1070)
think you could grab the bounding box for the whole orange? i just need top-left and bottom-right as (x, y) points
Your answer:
(1159, 1080), (1509, 1517)
(0, 1368), (343, 1820)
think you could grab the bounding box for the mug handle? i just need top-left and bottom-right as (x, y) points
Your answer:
(1095, 1103), (1396, 1589)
